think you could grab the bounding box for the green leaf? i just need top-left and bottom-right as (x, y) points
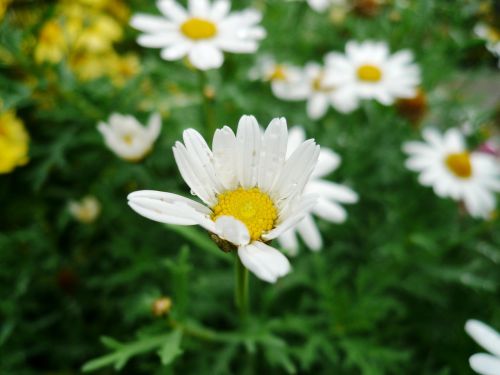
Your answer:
(157, 329), (184, 366)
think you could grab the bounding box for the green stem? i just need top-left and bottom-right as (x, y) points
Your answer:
(197, 70), (216, 138)
(234, 253), (249, 325)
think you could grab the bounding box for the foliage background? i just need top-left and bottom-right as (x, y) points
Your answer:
(1, 0), (499, 374)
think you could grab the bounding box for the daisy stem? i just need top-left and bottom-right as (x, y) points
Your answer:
(197, 70), (217, 138)
(234, 252), (249, 325)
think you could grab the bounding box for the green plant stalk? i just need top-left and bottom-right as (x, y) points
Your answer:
(197, 69), (217, 138)
(234, 252), (249, 325)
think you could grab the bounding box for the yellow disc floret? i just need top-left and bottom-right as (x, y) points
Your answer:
(445, 152), (472, 179)
(211, 187), (278, 241)
(268, 65), (287, 81)
(357, 64), (383, 82)
(0, 111), (29, 174)
(180, 18), (217, 40)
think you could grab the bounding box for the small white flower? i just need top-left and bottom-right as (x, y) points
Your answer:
(475, 23), (500, 67)
(98, 113), (161, 162)
(128, 115), (320, 283)
(278, 126), (358, 254)
(68, 196), (101, 224)
(130, 0), (266, 70)
(403, 127), (500, 219)
(326, 40), (421, 105)
(274, 60), (359, 120)
(465, 319), (500, 375)
(249, 55), (304, 100)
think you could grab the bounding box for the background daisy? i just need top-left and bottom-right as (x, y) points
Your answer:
(403, 127), (500, 219)
(465, 319), (500, 375)
(326, 40), (421, 105)
(130, 0), (266, 70)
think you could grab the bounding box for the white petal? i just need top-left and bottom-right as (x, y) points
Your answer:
(172, 141), (217, 205)
(130, 14), (175, 33)
(273, 139), (320, 200)
(137, 33), (181, 48)
(238, 242), (291, 283)
(469, 354), (500, 375)
(147, 113), (162, 140)
(157, 0), (188, 22)
(214, 216), (250, 246)
(188, 0), (210, 17)
(127, 190), (215, 231)
(210, 0), (230, 20)
(264, 195), (318, 240)
(277, 229), (299, 256)
(313, 197), (347, 223)
(212, 126), (238, 190)
(236, 115), (261, 189)
(182, 128), (223, 192)
(258, 117), (288, 192)
(296, 214), (322, 251)
(160, 43), (191, 60)
(188, 43), (224, 70)
(306, 94), (329, 120)
(312, 148), (341, 178)
(286, 126), (306, 158)
(466, 320), (500, 357)
(308, 180), (358, 203)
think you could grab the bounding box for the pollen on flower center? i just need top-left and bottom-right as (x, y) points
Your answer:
(445, 152), (472, 178)
(122, 134), (134, 145)
(211, 187), (278, 241)
(357, 64), (383, 82)
(180, 18), (217, 40)
(269, 65), (287, 81)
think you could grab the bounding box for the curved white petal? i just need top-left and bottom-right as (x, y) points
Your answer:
(312, 148), (341, 178)
(307, 180), (358, 203)
(258, 117), (288, 192)
(215, 216), (250, 246)
(236, 115), (261, 189)
(469, 353), (500, 375)
(466, 320), (500, 358)
(212, 126), (238, 190)
(296, 214), (322, 251)
(238, 242), (291, 283)
(188, 44), (224, 70)
(127, 190), (214, 231)
(277, 228), (299, 256)
(313, 197), (347, 223)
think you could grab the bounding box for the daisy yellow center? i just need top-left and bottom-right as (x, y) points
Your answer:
(357, 64), (383, 82)
(269, 65), (287, 81)
(122, 134), (134, 145)
(312, 73), (334, 92)
(211, 187), (278, 241)
(180, 18), (217, 40)
(445, 152), (472, 178)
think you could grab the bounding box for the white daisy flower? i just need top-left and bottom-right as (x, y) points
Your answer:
(130, 0), (266, 70)
(278, 126), (358, 254)
(127, 115), (320, 283)
(326, 40), (421, 105)
(68, 196), (101, 224)
(403, 127), (500, 219)
(465, 319), (500, 375)
(249, 55), (304, 100)
(98, 113), (162, 162)
(274, 61), (359, 120)
(474, 23), (500, 67)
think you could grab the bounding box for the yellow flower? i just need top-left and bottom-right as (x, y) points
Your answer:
(68, 196), (101, 224)
(0, 111), (29, 174)
(108, 52), (140, 86)
(34, 20), (67, 64)
(0, 0), (11, 20)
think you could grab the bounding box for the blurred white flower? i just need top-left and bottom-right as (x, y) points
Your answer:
(128, 115), (320, 283)
(249, 55), (304, 100)
(474, 23), (500, 67)
(98, 113), (161, 162)
(278, 126), (358, 253)
(68, 196), (101, 224)
(465, 319), (500, 375)
(326, 40), (421, 105)
(307, 0), (347, 12)
(403, 128), (500, 219)
(274, 60), (359, 120)
(130, 0), (266, 70)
